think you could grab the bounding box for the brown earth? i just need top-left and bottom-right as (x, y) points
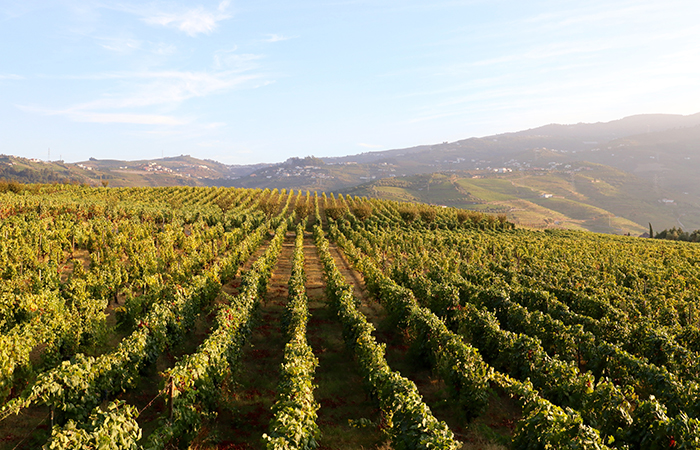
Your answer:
(0, 227), (510, 449)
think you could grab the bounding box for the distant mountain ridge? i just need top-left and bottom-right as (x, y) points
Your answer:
(3, 112), (700, 233)
(0, 154), (270, 188)
(314, 113), (700, 165)
(510, 113), (700, 140)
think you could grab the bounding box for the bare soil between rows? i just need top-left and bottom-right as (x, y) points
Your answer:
(0, 228), (512, 449)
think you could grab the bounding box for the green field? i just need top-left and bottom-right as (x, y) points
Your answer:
(2, 185), (700, 449)
(344, 164), (690, 235)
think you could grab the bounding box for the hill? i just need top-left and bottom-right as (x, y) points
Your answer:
(3, 185), (700, 448)
(3, 112), (700, 234)
(342, 162), (689, 234)
(230, 113), (700, 232)
(0, 154), (270, 188)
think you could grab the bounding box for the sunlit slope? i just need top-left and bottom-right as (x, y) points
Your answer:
(344, 162), (691, 234)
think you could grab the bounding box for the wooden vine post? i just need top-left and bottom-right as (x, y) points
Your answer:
(169, 378), (174, 420)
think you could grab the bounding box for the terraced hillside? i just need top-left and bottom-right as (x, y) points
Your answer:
(344, 162), (694, 234)
(1, 185), (700, 449)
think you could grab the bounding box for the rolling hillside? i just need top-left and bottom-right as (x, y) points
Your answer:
(3, 113), (700, 234)
(0, 154), (269, 188)
(230, 113), (700, 233)
(342, 162), (691, 234)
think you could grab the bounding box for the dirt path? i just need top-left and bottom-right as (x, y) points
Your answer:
(327, 243), (369, 302)
(123, 238), (276, 442)
(304, 233), (387, 449)
(1, 230), (511, 450)
(189, 231), (390, 449)
(193, 232), (296, 449)
(326, 242), (515, 449)
(0, 238), (274, 450)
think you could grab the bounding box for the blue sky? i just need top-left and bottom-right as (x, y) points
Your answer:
(1, 0), (699, 164)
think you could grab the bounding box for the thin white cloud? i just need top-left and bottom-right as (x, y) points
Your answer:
(68, 111), (187, 125)
(213, 49), (263, 71)
(263, 34), (296, 43)
(0, 3), (40, 19)
(20, 63), (264, 126)
(18, 105), (187, 125)
(149, 42), (178, 56)
(0, 74), (23, 80)
(134, 121), (223, 137)
(197, 140), (223, 147)
(36, 68), (262, 110)
(467, 24), (700, 70)
(406, 52), (700, 126)
(96, 36), (142, 53)
(141, 1), (232, 37)
(395, 0), (700, 130)
(94, 35), (178, 56)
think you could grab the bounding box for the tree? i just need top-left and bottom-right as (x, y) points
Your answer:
(419, 208), (437, 224)
(456, 210), (470, 224)
(294, 202), (310, 220)
(399, 206), (418, 223)
(325, 203), (348, 220)
(351, 203), (373, 221)
(259, 199), (278, 219)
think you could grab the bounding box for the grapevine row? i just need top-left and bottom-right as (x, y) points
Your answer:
(145, 217), (290, 448)
(263, 221), (321, 449)
(0, 217), (270, 422)
(315, 223), (463, 449)
(331, 223), (613, 449)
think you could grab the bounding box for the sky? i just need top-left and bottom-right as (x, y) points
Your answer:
(1, 0), (700, 165)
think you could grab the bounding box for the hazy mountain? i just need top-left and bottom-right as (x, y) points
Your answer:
(3, 112), (700, 234)
(232, 112), (700, 191)
(0, 154), (273, 188)
(228, 112), (700, 232)
(510, 113), (700, 139)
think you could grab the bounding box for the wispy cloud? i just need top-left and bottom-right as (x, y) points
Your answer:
(196, 139), (223, 147)
(21, 65), (263, 125)
(141, 1), (232, 36)
(263, 34), (296, 43)
(466, 25), (698, 70)
(213, 48), (263, 71)
(394, 0), (700, 130)
(358, 143), (384, 149)
(95, 36), (142, 53)
(93, 35), (178, 55)
(406, 52), (700, 127)
(0, 3), (40, 20)
(74, 70), (261, 109)
(68, 111), (187, 125)
(521, 1), (665, 31)
(18, 105), (187, 125)
(135, 121), (225, 137)
(0, 74), (23, 80)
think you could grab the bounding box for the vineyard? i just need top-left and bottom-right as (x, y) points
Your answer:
(1, 184), (700, 449)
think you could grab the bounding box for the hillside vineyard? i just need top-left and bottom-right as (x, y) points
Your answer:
(1, 185), (700, 449)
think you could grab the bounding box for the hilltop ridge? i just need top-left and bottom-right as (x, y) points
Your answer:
(3, 112), (700, 233)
